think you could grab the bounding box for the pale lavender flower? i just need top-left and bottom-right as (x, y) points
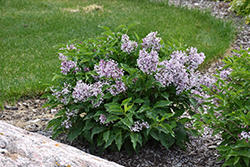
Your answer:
(50, 83), (71, 104)
(239, 131), (250, 142)
(99, 114), (106, 124)
(130, 121), (150, 132)
(142, 31), (162, 51)
(72, 80), (104, 108)
(90, 81), (104, 108)
(107, 80), (127, 96)
(62, 108), (77, 129)
(61, 83), (71, 95)
(59, 53), (67, 61)
(84, 67), (90, 72)
(137, 49), (159, 75)
(186, 47), (205, 70)
(121, 34), (138, 53)
(199, 75), (216, 88)
(72, 80), (91, 103)
(171, 48), (205, 71)
(60, 97), (68, 105)
(170, 50), (188, 65)
(155, 59), (189, 94)
(94, 59), (124, 80)
(121, 34), (129, 43)
(67, 44), (77, 50)
(220, 69), (231, 79)
(60, 60), (77, 75)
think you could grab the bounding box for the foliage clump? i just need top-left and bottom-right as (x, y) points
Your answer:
(229, 0), (250, 24)
(194, 48), (250, 167)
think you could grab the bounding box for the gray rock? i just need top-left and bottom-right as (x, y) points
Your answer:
(0, 121), (123, 167)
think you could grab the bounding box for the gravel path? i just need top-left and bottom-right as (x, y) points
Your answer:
(1, 1), (250, 166)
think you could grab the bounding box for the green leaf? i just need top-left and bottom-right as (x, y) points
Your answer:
(160, 92), (170, 100)
(130, 133), (138, 150)
(103, 92), (112, 99)
(153, 100), (172, 109)
(137, 133), (142, 146)
(128, 22), (139, 29)
(46, 117), (62, 130)
(106, 115), (121, 123)
(161, 113), (174, 121)
(216, 145), (231, 151)
(105, 104), (124, 115)
(121, 97), (132, 106)
(104, 134), (116, 149)
(134, 99), (145, 104)
(125, 104), (134, 112)
(154, 81), (163, 87)
(98, 25), (112, 32)
(222, 158), (235, 167)
(115, 134), (123, 151)
(121, 117), (133, 128)
(159, 123), (174, 137)
(134, 31), (140, 41)
(82, 120), (96, 131)
(234, 156), (240, 165)
(244, 157), (249, 166)
(149, 130), (159, 141)
(51, 128), (64, 139)
(52, 73), (65, 81)
(67, 127), (82, 141)
(83, 131), (92, 143)
(103, 131), (110, 143)
(120, 63), (131, 74)
(137, 105), (150, 113)
(159, 133), (170, 150)
(178, 117), (192, 124)
(145, 79), (154, 89)
(91, 126), (106, 139)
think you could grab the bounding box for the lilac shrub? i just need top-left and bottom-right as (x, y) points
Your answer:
(44, 25), (215, 154)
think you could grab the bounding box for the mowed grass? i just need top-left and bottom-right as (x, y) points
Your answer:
(0, 0), (237, 105)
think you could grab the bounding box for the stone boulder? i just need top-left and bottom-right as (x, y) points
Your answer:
(0, 121), (123, 167)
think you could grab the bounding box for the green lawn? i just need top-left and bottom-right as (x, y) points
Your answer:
(0, 0), (237, 105)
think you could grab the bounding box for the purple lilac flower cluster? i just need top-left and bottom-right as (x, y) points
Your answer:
(130, 121), (150, 132)
(66, 44), (77, 50)
(59, 52), (80, 75)
(50, 83), (72, 105)
(170, 47), (205, 71)
(186, 47), (206, 71)
(107, 80), (127, 96)
(121, 34), (138, 54)
(94, 59), (124, 80)
(154, 47), (215, 97)
(142, 31), (162, 51)
(72, 80), (104, 108)
(238, 131), (250, 142)
(94, 59), (127, 96)
(137, 49), (159, 75)
(99, 114), (110, 126)
(61, 108), (77, 129)
(99, 114), (106, 124)
(154, 59), (189, 94)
